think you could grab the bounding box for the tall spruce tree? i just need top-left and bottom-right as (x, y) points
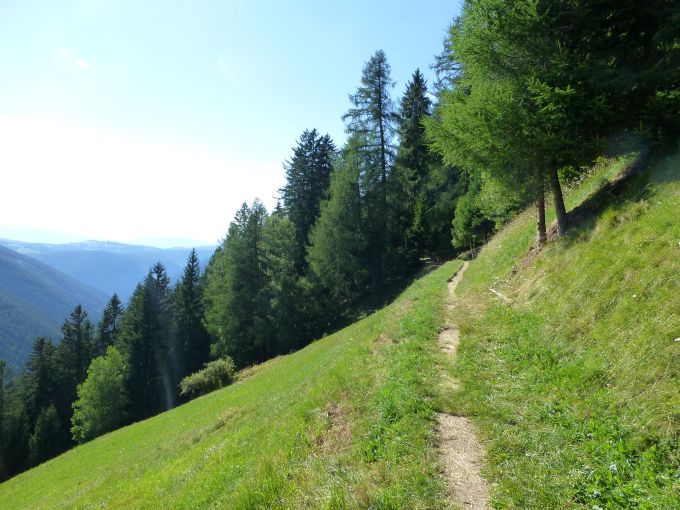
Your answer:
(393, 69), (435, 262)
(174, 249), (211, 377)
(308, 139), (369, 307)
(95, 294), (124, 357)
(28, 404), (63, 466)
(24, 337), (57, 424)
(280, 129), (336, 273)
(204, 201), (270, 367)
(54, 305), (94, 442)
(117, 264), (172, 420)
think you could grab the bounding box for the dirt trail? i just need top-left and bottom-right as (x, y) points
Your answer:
(437, 261), (492, 510)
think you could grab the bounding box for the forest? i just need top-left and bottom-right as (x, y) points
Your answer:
(0, 0), (677, 481)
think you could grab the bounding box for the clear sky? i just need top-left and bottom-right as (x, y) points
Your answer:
(0, 0), (461, 247)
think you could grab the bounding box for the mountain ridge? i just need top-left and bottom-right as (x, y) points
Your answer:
(0, 244), (108, 367)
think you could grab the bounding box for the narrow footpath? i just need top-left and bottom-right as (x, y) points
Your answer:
(437, 261), (492, 510)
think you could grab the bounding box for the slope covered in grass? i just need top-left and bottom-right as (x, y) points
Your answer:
(0, 259), (463, 509)
(446, 151), (679, 508)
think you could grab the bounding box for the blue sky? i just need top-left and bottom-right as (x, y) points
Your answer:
(0, 0), (461, 247)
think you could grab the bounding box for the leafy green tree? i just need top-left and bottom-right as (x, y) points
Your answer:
(28, 404), (63, 466)
(425, 3), (553, 242)
(71, 346), (128, 443)
(174, 249), (211, 377)
(451, 177), (495, 252)
(280, 129), (336, 273)
(95, 294), (124, 357)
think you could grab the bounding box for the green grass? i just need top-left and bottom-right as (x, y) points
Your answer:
(448, 151), (680, 508)
(0, 260), (463, 509)
(3, 151), (677, 509)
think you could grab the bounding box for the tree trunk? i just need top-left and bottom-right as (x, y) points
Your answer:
(536, 191), (547, 245)
(549, 165), (568, 236)
(534, 168), (547, 245)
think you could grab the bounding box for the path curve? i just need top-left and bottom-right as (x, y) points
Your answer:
(437, 261), (491, 510)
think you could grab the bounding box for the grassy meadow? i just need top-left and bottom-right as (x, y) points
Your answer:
(1, 150), (677, 509)
(446, 151), (680, 508)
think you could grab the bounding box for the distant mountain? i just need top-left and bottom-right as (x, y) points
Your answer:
(0, 245), (108, 368)
(0, 239), (216, 301)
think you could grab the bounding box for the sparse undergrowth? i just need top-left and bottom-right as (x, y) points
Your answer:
(0, 258), (462, 509)
(446, 151), (680, 508)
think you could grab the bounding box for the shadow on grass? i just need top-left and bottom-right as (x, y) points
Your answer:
(548, 151), (654, 243)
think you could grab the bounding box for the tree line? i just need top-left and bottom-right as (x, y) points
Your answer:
(0, 0), (676, 481)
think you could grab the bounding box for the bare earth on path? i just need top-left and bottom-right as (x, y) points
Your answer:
(437, 261), (492, 510)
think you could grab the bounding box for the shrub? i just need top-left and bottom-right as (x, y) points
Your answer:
(179, 357), (236, 399)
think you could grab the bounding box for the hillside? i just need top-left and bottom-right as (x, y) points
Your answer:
(0, 151), (676, 508)
(448, 151), (679, 508)
(0, 240), (215, 300)
(0, 245), (108, 367)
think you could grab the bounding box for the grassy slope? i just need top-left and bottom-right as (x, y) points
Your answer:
(447, 151), (679, 508)
(2, 151), (676, 509)
(0, 260), (463, 509)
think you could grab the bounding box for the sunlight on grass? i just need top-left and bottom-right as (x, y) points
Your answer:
(453, 151), (680, 508)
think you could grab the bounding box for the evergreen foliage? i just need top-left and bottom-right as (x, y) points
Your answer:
(280, 129), (336, 273)
(204, 201), (269, 367)
(95, 294), (123, 357)
(174, 250), (211, 379)
(28, 405), (63, 466)
(1, 1), (677, 484)
(308, 141), (369, 307)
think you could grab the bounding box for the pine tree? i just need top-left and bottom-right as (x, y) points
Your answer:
(174, 249), (211, 377)
(393, 69), (435, 262)
(280, 129), (336, 273)
(204, 201), (270, 367)
(342, 50), (398, 287)
(25, 337), (57, 424)
(117, 264), (172, 420)
(95, 294), (124, 357)
(58, 305), (94, 387)
(28, 404), (63, 466)
(54, 306), (94, 440)
(308, 140), (369, 307)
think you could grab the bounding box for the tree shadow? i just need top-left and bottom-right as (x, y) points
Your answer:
(547, 151), (654, 243)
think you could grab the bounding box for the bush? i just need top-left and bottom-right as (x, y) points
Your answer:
(179, 357), (236, 399)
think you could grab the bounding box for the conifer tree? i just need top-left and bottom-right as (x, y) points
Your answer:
(393, 69), (434, 261)
(28, 404), (63, 466)
(308, 140), (369, 307)
(25, 337), (57, 424)
(95, 294), (124, 357)
(117, 264), (172, 420)
(174, 249), (211, 377)
(343, 50), (398, 287)
(280, 129), (336, 273)
(204, 201), (269, 366)
(54, 306), (94, 440)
